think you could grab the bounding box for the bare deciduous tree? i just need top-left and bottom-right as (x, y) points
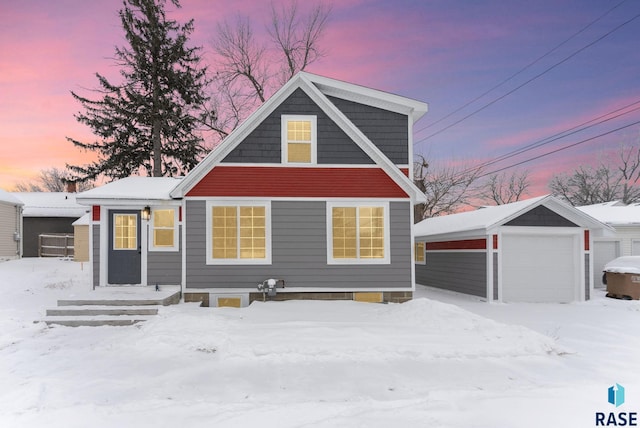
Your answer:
(479, 170), (530, 205)
(269, 1), (331, 84)
(549, 142), (640, 205)
(413, 155), (483, 221)
(13, 168), (94, 192)
(214, 16), (268, 104)
(205, 0), (331, 143)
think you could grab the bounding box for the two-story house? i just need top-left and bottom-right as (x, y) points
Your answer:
(77, 72), (428, 307)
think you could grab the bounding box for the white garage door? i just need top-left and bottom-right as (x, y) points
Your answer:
(502, 232), (579, 303)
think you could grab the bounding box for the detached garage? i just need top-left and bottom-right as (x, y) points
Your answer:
(414, 195), (613, 303)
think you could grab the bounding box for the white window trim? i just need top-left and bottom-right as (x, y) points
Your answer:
(281, 115), (317, 165)
(414, 241), (426, 265)
(149, 207), (179, 252)
(206, 200), (272, 265)
(326, 201), (390, 265)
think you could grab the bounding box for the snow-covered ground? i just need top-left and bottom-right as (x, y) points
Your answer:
(1, 258), (639, 427)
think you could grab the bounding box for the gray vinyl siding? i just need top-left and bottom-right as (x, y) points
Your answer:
(147, 226), (182, 285)
(185, 200), (412, 289)
(505, 206), (578, 227)
(327, 96), (409, 164)
(222, 88), (378, 165)
(415, 252), (487, 298)
(92, 225), (100, 288)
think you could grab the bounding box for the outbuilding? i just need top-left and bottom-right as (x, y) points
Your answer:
(414, 195), (613, 303)
(13, 192), (88, 257)
(577, 201), (640, 289)
(0, 189), (23, 260)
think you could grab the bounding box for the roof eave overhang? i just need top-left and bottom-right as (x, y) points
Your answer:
(414, 228), (488, 242)
(76, 197), (180, 207)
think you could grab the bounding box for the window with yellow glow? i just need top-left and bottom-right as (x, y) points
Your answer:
(358, 207), (385, 259)
(415, 242), (425, 263)
(329, 204), (389, 264)
(152, 209), (175, 248)
(114, 214), (137, 250)
(239, 206), (266, 259)
(212, 206), (238, 259)
(209, 203), (270, 263)
(282, 115), (316, 164)
(332, 207), (357, 259)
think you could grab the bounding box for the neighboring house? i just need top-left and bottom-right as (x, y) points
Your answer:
(577, 201), (640, 288)
(0, 189), (23, 260)
(76, 72), (428, 306)
(72, 213), (90, 262)
(414, 195), (613, 303)
(13, 192), (88, 257)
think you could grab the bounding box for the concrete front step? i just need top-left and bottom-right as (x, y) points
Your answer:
(57, 289), (180, 307)
(46, 305), (160, 317)
(43, 286), (180, 327)
(44, 315), (154, 327)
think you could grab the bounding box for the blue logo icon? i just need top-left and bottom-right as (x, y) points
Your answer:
(609, 384), (625, 407)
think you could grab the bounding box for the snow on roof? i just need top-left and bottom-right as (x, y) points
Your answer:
(414, 195), (549, 237)
(0, 189), (22, 206)
(13, 192), (88, 218)
(72, 213), (90, 226)
(76, 176), (183, 203)
(577, 201), (640, 225)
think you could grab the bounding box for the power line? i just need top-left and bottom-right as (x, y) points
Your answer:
(414, 9), (640, 145)
(475, 119), (640, 179)
(455, 99), (640, 177)
(414, 0), (628, 136)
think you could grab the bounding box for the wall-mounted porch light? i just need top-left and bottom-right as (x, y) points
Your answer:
(141, 206), (151, 221)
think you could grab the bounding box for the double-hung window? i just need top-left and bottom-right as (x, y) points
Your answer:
(282, 115), (316, 164)
(327, 202), (390, 264)
(150, 208), (178, 251)
(206, 201), (271, 264)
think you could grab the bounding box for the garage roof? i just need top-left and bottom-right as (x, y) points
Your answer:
(577, 201), (640, 225)
(414, 195), (613, 240)
(13, 192), (86, 218)
(0, 189), (22, 206)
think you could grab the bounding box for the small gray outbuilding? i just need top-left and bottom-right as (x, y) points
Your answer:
(0, 189), (23, 260)
(13, 192), (88, 257)
(414, 195), (614, 303)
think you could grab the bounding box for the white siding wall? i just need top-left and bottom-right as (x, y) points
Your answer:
(613, 225), (640, 256)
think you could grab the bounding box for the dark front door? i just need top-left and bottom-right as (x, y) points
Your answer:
(108, 210), (142, 285)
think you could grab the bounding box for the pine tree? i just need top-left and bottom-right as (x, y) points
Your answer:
(67, 0), (209, 180)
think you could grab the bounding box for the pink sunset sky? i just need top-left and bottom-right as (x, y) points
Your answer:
(1, 0), (639, 196)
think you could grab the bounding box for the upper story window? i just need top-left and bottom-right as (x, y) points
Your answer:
(282, 115), (317, 164)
